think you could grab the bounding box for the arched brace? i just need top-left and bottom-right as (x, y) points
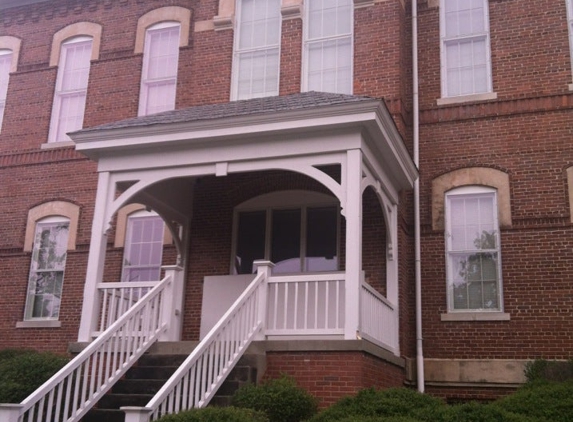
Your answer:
(161, 217), (187, 267)
(361, 167), (396, 261)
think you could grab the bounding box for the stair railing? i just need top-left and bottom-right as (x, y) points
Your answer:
(0, 273), (173, 422)
(123, 261), (273, 422)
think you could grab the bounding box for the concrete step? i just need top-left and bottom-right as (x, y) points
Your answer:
(82, 408), (125, 422)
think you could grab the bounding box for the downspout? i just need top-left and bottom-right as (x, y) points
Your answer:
(412, 0), (425, 393)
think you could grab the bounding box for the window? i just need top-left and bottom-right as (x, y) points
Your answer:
(48, 36), (93, 143)
(234, 206), (339, 274)
(0, 50), (12, 131)
(139, 22), (181, 116)
(445, 186), (502, 312)
(232, 0), (281, 100)
(440, 0), (493, 98)
(25, 217), (70, 320)
(304, 0), (353, 94)
(122, 211), (165, 282)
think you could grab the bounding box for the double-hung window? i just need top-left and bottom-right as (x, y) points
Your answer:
(232, 0), (281, 100)
(25, 217), (70, 320)
(304, 0), (353, 94)
(139, 22), (181, 116)
(234, 205), (339, 274)
(49, 36), (93, 143)
(122, 211), (165, 282)
(440, 0), (493, 98)
(0, 50), (12, 131)
(445, 186), (502, 312)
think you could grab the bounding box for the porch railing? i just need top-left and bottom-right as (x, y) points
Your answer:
(0, 274), (172, 422)
(266, 273), (345, 336)
(359, 280), (398, 352)
(95, 281), (157, 335)
(123, 262), (270, 422)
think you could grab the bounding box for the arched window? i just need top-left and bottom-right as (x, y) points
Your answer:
(445, 186), (503, 312)
(232, 191), (339, 274)
(48, 36), (94, 143)
(138, 22), (181, 116)
(25, 216), (70, 320)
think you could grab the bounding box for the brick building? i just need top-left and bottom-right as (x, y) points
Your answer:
(0, 0), (572, 420)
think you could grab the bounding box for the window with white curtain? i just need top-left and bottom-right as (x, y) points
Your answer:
(304, 0), (353, 94)
(232, 0), (281, 100)
(25, 217), (70, 320)
(440, 0), (492, 98)
(48, 37), (93, 143)
(445, 186), (503, 312)
(122, 211), (165, 282)
(139, 22), (181, 116)
(0, 50), (12, 132)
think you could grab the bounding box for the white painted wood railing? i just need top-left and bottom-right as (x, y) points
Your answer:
(266, 273), (345, 335)
(359, 280), (398, 352)
(95, 281), (157, 335)
(123, 262), (271, 422)
(0, 274), (172, 422)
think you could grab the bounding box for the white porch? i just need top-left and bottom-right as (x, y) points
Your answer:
(72, 92), (417, 351)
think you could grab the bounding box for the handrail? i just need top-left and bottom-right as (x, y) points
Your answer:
(359, 280), (398, 353)
(128, 270), (267, 421)
(0, 274), (172, 422)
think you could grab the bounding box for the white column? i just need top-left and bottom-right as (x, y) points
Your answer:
(78, 171), (112, 342)
(159, 265), (184, 341)
(344, 149), (363, 340)
(386, 203), (400, 354)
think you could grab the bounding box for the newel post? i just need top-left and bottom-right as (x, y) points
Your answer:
(254, 260), (274, 340)
(0, 404), (24, 422)
(122, 406), (153, 422)
(159, 265), (184, 341)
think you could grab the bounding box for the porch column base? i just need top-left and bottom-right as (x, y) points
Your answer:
(0, 404), (24, 422)
(159, 265), (185, 342)
(122, 407), (153, 422)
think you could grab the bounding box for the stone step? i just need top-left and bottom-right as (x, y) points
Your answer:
(112, 379), (167, 395)
(99, 393), (154, 409)
(81, 408), (125, 422)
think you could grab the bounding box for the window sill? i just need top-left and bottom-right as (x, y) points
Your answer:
(437, 92), (498, 106)
(16, 320), (62, 328)
(41, 141), (75, 149)
(441, 312), (510, 322)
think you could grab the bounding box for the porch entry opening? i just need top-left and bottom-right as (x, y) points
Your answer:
(234, 205), (338, 274)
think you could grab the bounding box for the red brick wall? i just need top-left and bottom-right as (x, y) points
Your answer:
(264, 351), (405, 408)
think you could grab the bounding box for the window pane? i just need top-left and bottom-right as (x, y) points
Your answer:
(236, 48), (279, 99)
(122, 215), (164, 282)
(271, 209), (301, 273)
(236, 211), (266, 274)
(305, 207), (338, 272)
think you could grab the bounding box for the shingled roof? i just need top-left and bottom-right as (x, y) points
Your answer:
(76, 91), (378, 133)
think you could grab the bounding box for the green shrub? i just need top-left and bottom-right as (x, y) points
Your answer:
(309, 388), (444, 422)
(493, 381), (573, 422)
(155, 406), (268, 422)
(440, 402), (536, 422)
(0, 349), (69, 403)
(231, 375), (318, 422)
(524, 359), (573, 383)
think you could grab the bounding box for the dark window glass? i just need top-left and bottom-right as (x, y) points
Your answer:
(236, 211), (266, 274)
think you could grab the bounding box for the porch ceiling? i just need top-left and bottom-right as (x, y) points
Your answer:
(71, 92), (418, 192)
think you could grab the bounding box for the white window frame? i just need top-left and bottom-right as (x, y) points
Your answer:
(24, 216), (70, 321)
(48, 36), (93, 143)
(439, 0), (494, 101)
(445, 186), (503, 313)
(138, 21), (181, 116)
(567, 0), (573, 88)
(0, 49), (13, 132)
(302, 0), (354, 94)
(122, 210), (165, 282)
(231, 0), (282, 100)
(231, 191), (340, 274)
